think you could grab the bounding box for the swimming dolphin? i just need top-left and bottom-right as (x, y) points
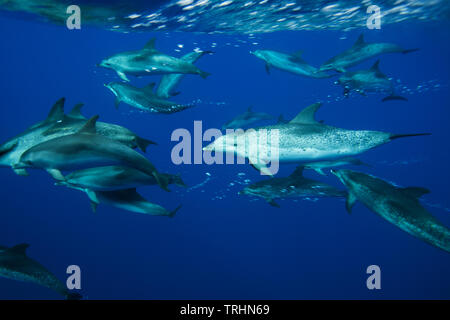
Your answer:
(55, 166), (186, 191)
(156, 50), (213, 98)
(98, 38), (211, 81)
(15, 116), (170, 191)
(203, 102), (430, 175)
(222, 106), (273, 130)
(331, 169), (450, 253)
(304, 157), (368, 176)
(319, 34), (418, 73)
(43, 101), (157, 151)
(251, 49), (332, 78)
(105, 81), (193, 114)
(337, 60), (407, 102)
(0, 243), (82, 299)
(239, 166), (346, 207)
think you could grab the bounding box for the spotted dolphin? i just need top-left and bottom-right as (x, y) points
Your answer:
(320, 34), (418, 73)
(222, 106), (274, 130)
(0, 243), (82, 299)
(332, 169), (450, 253)
(203, 102), (430, 175)
(251, 49), (332, 78)
(239, 165), (346, 207)
(304, 157), (368, 176)
(98, 38), (211, 81)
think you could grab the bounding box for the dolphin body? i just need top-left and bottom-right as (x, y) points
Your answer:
(156, 50), (213, 98)
(105, 82), (193, 114)
(304, 157), (368, 176)
(332, 169), (450, 253)
(203, 102), (430, 175)
(319, 34), (418, 73)
(0, 98), (156, 176)
(239, 166), (346, 207)
(337, 60), (407, 102)
(98, 38), (211, 81)
(56, 166), (186, 191)
(15, 116), (170, 191)
(251, 49), (332, 78)
(0, 243), (81, 299)
(222, 106), (274, 130)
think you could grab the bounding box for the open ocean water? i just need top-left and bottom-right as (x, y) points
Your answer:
(0, 0), (449, 299)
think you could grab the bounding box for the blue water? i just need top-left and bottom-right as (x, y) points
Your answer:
(0, 7), (449, 299)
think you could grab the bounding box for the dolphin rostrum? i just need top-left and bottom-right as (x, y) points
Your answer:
(222, 106), (273, 130)
(156, 50), (213, 98)
(239, 165), (346, 207)
(98, 38), (211, 81)
(251, 49), (332, 78)
(15, 116), (170, 191)
(0, 243), (82, 299)
(105, 81), (193, 114)
(304, 157), (368, 176)
(320, 34), (418, 73)
(337, 60), (407, 102)
(56, 166), (186, 191)
(331, 169), (450, 253)
(203, 102), (430, 175)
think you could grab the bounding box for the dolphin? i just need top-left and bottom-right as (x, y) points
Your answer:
(337, 60), (407, 102)
(251, 49), (332, 78)
(156, 50), (213, 98)
(98, 38), (211, 81)
(43, 101), (157, 152)
(203, 102), (430, 175)
(0, 243), (82, 299)
(105, 81), (193, 114)
(222, 106), (274, 130)
(331, 169), (450, 253)
(239, 166), (346, 207)
(55, 166), (186, 191)
(14, 116), (170, 191)
(320, 34), (418, 73)
(304, 157), (368, 176)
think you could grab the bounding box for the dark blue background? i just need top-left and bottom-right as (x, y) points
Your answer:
(0, 15), (449, 299)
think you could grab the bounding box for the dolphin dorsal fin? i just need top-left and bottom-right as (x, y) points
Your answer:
(370, 60), (381, 71)
(8, 243), (30, 255)
(290, 165), (305, 178)
(293, 50), (303, 58)
(78, 115), (99, 134)
(277, 114), (285, 124)
(46, 97), (65, 122)
(143, 38), (156, 51)
(143, 82), (156, 94)
(247, 106), (253, 112)
(402, 186), (430, 199)
(68, 103), (86, 120)
(290, 103), (323, 125)
(354, 33), (365, 47)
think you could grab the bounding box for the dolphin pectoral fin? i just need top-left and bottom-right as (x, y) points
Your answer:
(90, 201), (98, 213)
(135, 136), (157, 152)
(267, 199), (280, 208)
(314, 168), (326, 176)
(335, 67), (346, 73)
(114, 97), (121, 109)
(169, 205), (182, 218)
(402, 48), (419, 54)
(381, 95), (408, 102)
(249, 160), (273, 176)
(117, 71), (129, 82)
(170, 91), (181, 97)
(265, 63), (271, 75)
(46, 169), (65, 181)
(13, 168), (29, 176)
(153, 172), (170, 192)
(85, 189), (99, 213)
(346, 192), (357, 214)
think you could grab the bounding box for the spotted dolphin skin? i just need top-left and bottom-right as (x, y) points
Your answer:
(0, 243), (82, 299)
(251, 49), (332, 78)
(156, 50), (213, 98)
(320, 34), (418, 73)
(337, 60), (407, 102)
(331, 169), (450, 253)
(14, 116), (170, 191)
(239, 166), (346, 207)
(98, 38), (211, 81)
(203, 102), (430, 175)
(222, 106), (274, 130)
(105, 81), (193, 114)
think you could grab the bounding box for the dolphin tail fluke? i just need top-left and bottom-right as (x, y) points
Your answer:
(173, 174), (187, 187)
(168, 205), (182, 218)
(390, 133), (431, 141)
(136, 136), (157, 153)
(199, 70), (211, 79)
(402, 48), (419, 54)
(170, 91), (181, 97)
(382, 95), (408, 102)
(66, 292), (82, 300)
(267, 199), (280, 208)
(153, 172), (170, 192)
